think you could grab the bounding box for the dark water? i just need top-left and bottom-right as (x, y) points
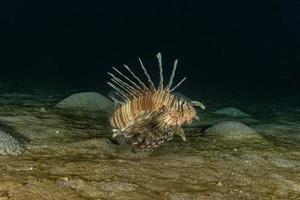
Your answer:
(0, 83), (299, 200)
(1, 0), (300, 199)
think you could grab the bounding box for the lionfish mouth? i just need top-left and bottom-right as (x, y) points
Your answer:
(107, 52), (205, 150)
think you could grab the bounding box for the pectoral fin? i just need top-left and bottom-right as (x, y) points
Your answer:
(174, 126), (186, 141)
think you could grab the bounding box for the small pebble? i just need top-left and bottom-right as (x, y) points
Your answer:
(216, 181), (224, 186)
(39, 107), (47, 112)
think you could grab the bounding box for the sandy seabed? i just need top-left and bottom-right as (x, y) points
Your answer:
(0, 84), (299, 200)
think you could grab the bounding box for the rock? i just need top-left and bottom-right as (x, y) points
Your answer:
(204, 121), (261, 140)
(39, 107), (47, 113)
(268, 157), (300, 168)
(0, 130), (23, 155)
(55, 92), (113, 113)
(215, 107), (251, 118)
(216, 180), (224, 186)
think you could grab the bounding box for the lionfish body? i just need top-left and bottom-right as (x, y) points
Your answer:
(107, 53), (205, 150)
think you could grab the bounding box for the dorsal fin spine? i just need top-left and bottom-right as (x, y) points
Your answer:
(157, 52), (164, 90)
(166, 59), (178, 90)
(138, 58), (156, 91)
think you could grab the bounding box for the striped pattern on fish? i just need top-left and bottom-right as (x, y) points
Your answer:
(107, 52), (205, 150)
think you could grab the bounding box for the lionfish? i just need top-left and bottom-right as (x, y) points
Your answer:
(107, 52), (205, 150)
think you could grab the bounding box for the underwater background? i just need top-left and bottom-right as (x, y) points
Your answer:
(0, 0), (299, 199)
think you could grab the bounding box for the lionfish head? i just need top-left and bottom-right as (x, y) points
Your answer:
(167, 98), (205, 126)
(188, 100), (205, 121)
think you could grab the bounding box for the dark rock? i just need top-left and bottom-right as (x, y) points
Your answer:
(55, 92), (113, 113)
